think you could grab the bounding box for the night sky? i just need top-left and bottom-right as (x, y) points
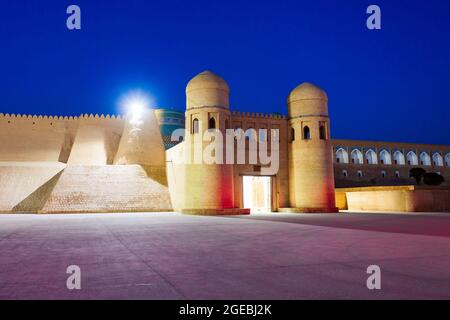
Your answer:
(1, 0), (449, 145)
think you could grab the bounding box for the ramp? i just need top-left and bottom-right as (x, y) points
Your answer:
(41, 165), (173, 213)
(0, 162), (66, 212)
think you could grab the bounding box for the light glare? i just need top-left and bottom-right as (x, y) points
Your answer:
(119, 90), (153, 123)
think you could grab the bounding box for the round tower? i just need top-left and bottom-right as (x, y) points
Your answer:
(183, 70), (235, 213)
(287, 83), (337, 212)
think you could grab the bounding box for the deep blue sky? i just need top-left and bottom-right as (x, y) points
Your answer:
(1, 0), (449, 144)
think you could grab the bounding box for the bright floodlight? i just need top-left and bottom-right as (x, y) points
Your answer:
(119, 90), (153, 123)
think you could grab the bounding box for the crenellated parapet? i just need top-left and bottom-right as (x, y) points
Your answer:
(231, 111), (287, 120)
(0, 113), (77, 128)
(0, 113), (77, 120)
(74, 113), (125, 134)
(0, 112), (126, 164)
(77, 113), (125, 120)
(0, 112), (125, 126)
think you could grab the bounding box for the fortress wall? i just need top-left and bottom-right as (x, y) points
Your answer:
(67, 115), (124, 165)
(41, 165), (172, 213)
(0, 113), (125, 164)
(0, 112), (174, 213)
(336, 186), (450, 212)
(0, 161), (66, 212)
(0, 114), (77, 162)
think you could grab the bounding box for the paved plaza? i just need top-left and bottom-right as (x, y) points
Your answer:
(1, 211), (450, 299)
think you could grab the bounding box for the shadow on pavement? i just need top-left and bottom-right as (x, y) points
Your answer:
(225, 212), (450, 238)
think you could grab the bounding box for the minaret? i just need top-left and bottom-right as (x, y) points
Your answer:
(183, 70), (235, 213)
(287, 83), (337, 212)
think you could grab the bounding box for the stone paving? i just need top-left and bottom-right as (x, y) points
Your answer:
(1, 211), (450, 299)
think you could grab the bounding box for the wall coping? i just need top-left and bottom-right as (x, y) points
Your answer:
(336, 185), (450, 192)
(0, 113), (124, 120)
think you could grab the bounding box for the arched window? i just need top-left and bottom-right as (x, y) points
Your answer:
(303, 126), (310, 140)
(192, 118), (199, 134)
(208, 117), (216, 129)
(395, 171), (400, 178)
(342, 170), (348, 177)
(381, 170), (386, 178)
(432, 153), (444, 167)
(290, 128), (295, 142)
(379, 149), (391, 165)
(365, 149), (377, 165)
(319, 125), (326, 140)
(335, 148), (349, 164)
(446, 153), (450, 167)
(393, 151), (405, 165)
(407, 151), (418, 165)
(351, 149), (363, 164)
(420, 152), (431, 166)
(357, 170), (363, 178)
